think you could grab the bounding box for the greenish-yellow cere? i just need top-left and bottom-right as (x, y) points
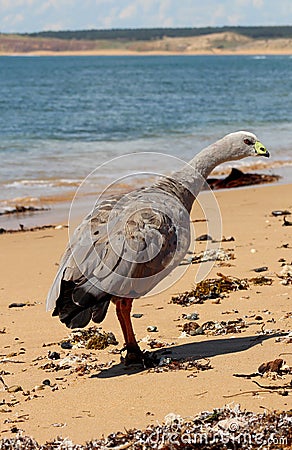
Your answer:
(255, 140), (267, 155)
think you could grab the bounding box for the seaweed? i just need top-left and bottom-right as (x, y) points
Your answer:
(249, 276), (273, 286)
(1, 406), (291, 449)
(67, 327), (118, 350)
(181, 318), (248, 337)
(171, 273), (273, 306)
(171, 273), (249, 306)
(150, 356), (212, 374)
(208, 168), (280, 189)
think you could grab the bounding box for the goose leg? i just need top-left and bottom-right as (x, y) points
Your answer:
(116, 298), (143, 365)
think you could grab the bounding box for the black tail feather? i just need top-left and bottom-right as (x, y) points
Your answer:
(53, 280), (111, 329)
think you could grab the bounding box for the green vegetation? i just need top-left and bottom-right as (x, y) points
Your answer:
(22, 26), (292, 41)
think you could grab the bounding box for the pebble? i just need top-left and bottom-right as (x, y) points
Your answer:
(179, 331), (188, 338)
(158, 356), (172, 366)
(132, 313), (143, 318)
(147, 326), (158, 332)
(60, 341), (72, 349)
(271, 210), (291, 216)
(196, 234), (213, 241)
(8, 302), (27, 308)
(7, 385), (23, 393)
(253, 266), (268, 273)
(185, 312), (199, 320)
(48, 351), (61, 360)
(212, 299), (221, 304)
(106, 332), (118, 345)
(33, 385), (45, 391)
(193, 326), (204, 335)
(222, 236), (235, 242)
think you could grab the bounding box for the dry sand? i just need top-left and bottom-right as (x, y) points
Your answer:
(0, 183), (291, 445)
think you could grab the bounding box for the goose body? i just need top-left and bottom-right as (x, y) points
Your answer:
(47, 131), (269, 364)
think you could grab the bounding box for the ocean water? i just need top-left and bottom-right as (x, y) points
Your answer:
(0, 54), (291, 223)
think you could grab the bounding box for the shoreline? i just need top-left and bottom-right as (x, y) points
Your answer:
(1, 49), (292, 56)
(1, 163), (291, 231)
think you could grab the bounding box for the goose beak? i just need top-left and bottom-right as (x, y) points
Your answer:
(255, 141), (270, 158)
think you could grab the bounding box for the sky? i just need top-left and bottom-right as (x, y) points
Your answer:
(0, 0), (291, 34)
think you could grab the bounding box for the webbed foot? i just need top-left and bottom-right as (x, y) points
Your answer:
(122, 345), (156, 368)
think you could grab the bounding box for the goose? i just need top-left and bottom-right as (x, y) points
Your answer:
(47, 131), (269, 365)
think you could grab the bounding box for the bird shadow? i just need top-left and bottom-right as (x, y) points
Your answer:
(91, 332), (282, 379)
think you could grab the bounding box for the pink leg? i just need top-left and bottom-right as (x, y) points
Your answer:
(116, 298), (142, 365)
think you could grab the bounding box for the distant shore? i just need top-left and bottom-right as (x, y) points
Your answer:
(1, 31), (291, 56)
(1, 48), (292, 56)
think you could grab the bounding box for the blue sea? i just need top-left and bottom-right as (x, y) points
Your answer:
(0, 55), (291, 226)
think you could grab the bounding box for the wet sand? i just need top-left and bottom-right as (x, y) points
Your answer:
(0, 183), (291, 444)
(1, 161), (291, 231)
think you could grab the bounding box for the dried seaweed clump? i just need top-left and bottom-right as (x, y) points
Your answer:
(276, 331), (292, 344)
(171, 273), (249, 306)
(41, 353), (114, 375)
(258, 358), (284, 375)
(150, 356), (212, 374)
(2, 406), (291, 449)
(171, 273), (273, 306)
(183, 319), (248, 336)
(249, 276), (273, 286)
(68, 327), (118, 350)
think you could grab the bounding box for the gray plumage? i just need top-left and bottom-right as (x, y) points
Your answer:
(47, 131), (269, 343)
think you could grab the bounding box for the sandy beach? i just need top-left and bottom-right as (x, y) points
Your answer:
(0, 182), (291, 445)
(1, 48), (292, 57)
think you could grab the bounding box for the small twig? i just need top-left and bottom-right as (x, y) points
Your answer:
(0, 376), (8, 389)
(0, 358), (25, 364)
(283, 216), (292, 226)
(259, 405), (273, 413)
(233, 372), (260, 378)
(194, 390), (208, 396)
(252, 380), (292, 390)
(223, 389), (272, 398)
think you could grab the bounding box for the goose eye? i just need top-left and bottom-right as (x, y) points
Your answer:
(244, 138), (253, 146)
